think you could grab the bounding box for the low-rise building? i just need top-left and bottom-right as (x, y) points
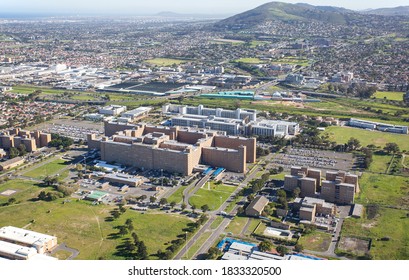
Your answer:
(294, 197), (336, 222)
(0, 226), (57, 254)
(0, 157), (24, 171)
(245, 196), (269, 217)
(349, 118), (408, 134)
(104, 173), (143, 187)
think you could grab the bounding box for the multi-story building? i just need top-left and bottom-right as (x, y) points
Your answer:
(321, 171), (359, 204)
(88, 122), (256, 175)
(99, 105), (127, 116)
(164, 104), (299, 137)
(163, 104), (257, 122)
(284, 166), (321, 198)
(0, 128), (52, 152)
(284, 166), (359, 205)
(247, 120), (299, 137)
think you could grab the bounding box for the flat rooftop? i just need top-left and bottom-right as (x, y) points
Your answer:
(0, 226), (56, 247)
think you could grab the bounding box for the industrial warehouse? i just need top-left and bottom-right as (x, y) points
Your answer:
(88, 122), (256, 175)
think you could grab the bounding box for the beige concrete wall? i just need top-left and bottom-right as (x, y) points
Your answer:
(22, 138), (36, 152)
(321, 181), (336, 203)
(144, 125), (178, 140)
(177, 130), (208, 145)
(300, 178), (316, 198)
(104, 122), (136, 137)
(214, 136), (256, 163)
(202, 146), (246, 173)
(39, 133), (51, 147)
(284, 175), (299, 191)
(0, 135), (13, 149)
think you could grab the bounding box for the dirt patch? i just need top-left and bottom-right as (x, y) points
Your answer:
(362, 221), (377, 229)
(251, 100), (305, 108)
(338, 236), (370, 256)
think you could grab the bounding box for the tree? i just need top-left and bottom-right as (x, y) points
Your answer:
(191, 204), (196, 213)
(17, 144), (27, 156)
(118, 204), (126, 213)
(347, 137), (361, 151)
(384, 143), (400, 154)
(276, 245), (289, 256)
(124, 240), (136, 252)
(258, 240), (273, 252)
(170, 201), (176, 209)
(205, 247), (220, 259)
(138, 195), (147, 201)
(9, 147), (19, 159)
(118, 226), (128, 236)
(38, 191), (47, 201)
(292, 187), (301, 198)
(181, 202), (187, 211)
(149, 196), (157, 204)
(201, 204), (210, 213)
(294, 244), (304, 252)
(131, 232), (139, 245)
(159, 198), (168, 206)
(137, 241), (148, 260)
(112, 210), (121, 220)
(126, 219), (134, 231)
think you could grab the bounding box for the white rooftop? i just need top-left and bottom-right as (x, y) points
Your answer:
(0, 226), (56, 248)
(0, 240), (37, 260)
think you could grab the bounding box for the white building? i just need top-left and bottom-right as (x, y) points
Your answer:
(121, 107), (153, 120)
(99, 105), (127, 116)
(0, 226), (58, 254)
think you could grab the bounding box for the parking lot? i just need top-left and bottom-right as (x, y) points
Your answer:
(271, 147), (354, 172)
(33, 119), (103, 140)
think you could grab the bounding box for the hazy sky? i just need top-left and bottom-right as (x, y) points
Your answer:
(2, 0), (408, 15)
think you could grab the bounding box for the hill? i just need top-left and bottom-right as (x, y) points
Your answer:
(215, 1), (360, 28)
(362, 6), (409, 16)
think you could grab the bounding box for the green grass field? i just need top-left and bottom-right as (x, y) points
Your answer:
(342, 208), (409, 259)
(355, 173), (409, 207)
(271, 57), (310, 66)
(225, 216), (249, 236)
(0, 179), (50, 205)
(368, 155), (392, 174)
(298, 231), (332, 252)
(185, 231), (212, 259)
(23, 158), (70, 179)
(374, 91), (404, 101)
(210, 216), (224, 230)
(0, 197), (192, 259)
(234, 57), (263, 64)
(249, 40), (270, 48)
(144, 58), (187, 66)
(167, 185), (188, 204)
(322, 126), (409, 151)
(189, 183), (237, 211)
(341, 172), (409, 259)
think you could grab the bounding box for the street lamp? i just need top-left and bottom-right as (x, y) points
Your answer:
(185, 231), (188, 260)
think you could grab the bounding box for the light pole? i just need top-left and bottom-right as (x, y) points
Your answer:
(185, 231), (188, 260)
(161, 169), (163, 187)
